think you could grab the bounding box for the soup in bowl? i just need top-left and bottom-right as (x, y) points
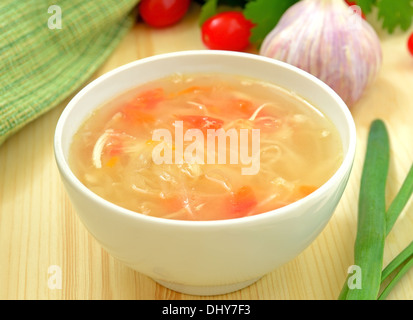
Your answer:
(54, 51), (356, 295)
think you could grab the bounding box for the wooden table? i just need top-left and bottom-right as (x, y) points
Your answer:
(1, 4), (412, 300)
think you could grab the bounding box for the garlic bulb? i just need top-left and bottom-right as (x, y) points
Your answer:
(259, 0), (382, 107)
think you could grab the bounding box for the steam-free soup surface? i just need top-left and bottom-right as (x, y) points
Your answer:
(69, 73), (343, 221)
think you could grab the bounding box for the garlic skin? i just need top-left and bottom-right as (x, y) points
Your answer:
(259, 0), (382, 107)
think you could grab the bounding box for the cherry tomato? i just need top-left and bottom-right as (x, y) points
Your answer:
(139, 0), (191, 28)
(408, 32), (413, 56)
(201, 11), (255, 51)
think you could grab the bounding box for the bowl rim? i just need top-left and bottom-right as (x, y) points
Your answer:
(54, 50), (357, 228)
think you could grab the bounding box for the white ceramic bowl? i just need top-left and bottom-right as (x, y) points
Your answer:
(54, 50), (356, 296)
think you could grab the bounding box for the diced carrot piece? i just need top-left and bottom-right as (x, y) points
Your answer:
(105, 156), (119, 168)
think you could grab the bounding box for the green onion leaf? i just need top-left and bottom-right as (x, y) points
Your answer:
(339, 120), (413, 300)
(385, 164), (413, 235)
(378, 241), (413, 300)
(342, 119), (390, 300)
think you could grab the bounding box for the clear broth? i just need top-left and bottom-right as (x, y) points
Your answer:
(69, 73), (343, 221)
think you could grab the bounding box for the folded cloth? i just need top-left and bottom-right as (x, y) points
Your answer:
(0, 0), (139, 146)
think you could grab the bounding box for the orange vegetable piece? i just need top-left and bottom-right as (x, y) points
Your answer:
(132, 87), (165, 109)
(227, 186), (258, 218)
(120, 106), (155, 124)
(106, 135), (123, 156)
(105, 156), (119, 168)
(298, 185), (318, 197)
(121, 88), (165, 122)
(231, 99), (254, 115)
(162, 196), (184, 213)
(120, 89), (164, 123)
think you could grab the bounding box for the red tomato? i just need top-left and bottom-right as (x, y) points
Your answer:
(227, 186), (258, 218)
(133, 88), (165, 109)
(408, 32), (413, 56)
(201, 11), (255, 51)
(106, 135), (123, 156)
(139, 0), (191, 28)
(120, 89), (164, 124)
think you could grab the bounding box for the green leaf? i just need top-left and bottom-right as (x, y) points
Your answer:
(243, 0), (299, 45)
(199, 0), (219, 26)
(198, 0), (251, 26)
(355, 0), (377, 14)
(377, 0), (413, 33)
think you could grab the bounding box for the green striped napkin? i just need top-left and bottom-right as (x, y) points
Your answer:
(0, 0), (139, 146)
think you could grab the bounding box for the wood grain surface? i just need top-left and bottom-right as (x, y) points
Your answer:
(1, 4), (412, 300)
